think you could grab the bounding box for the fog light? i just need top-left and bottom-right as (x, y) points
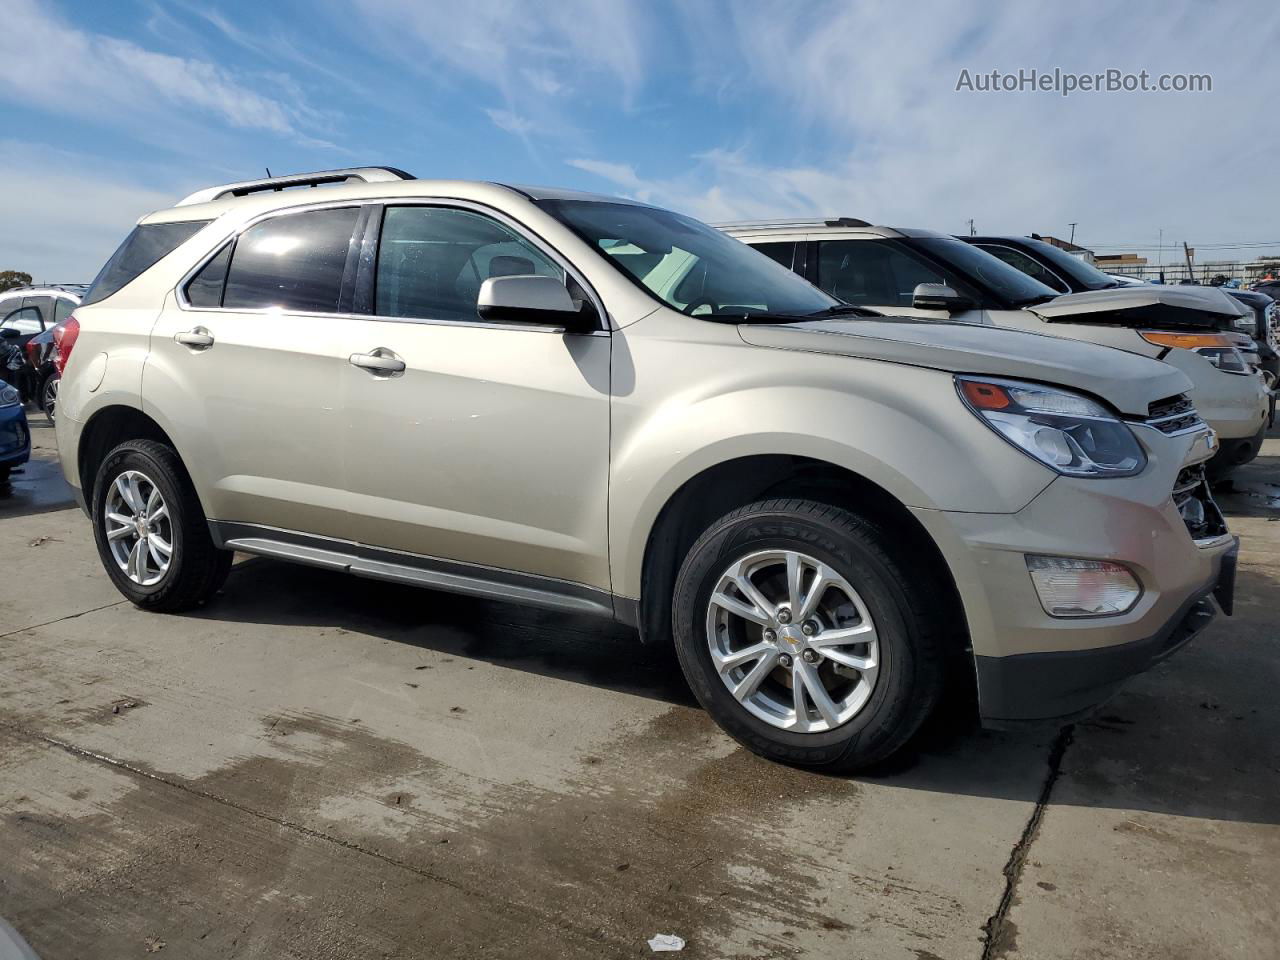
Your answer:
(1026, 555), (1141, 618)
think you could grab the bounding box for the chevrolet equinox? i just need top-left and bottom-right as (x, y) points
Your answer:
(55, 168), (1237, 770)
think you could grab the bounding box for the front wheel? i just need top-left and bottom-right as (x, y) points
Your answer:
(672, 499), (948, 772)
(91, 440), (231, 612)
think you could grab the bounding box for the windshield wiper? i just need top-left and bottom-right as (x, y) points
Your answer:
(1012, 293), (1058, 307)
(806, 304), (879, 318)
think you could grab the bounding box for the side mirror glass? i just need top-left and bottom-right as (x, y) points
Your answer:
(477, 275), (592, 331)
(912, 282), (974, 312)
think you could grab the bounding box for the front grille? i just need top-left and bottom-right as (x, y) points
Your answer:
(1142, 394), (1205, 435)
(1172, 464), (1228, 541)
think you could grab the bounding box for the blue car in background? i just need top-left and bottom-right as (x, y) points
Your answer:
(0, 378), (31, 483)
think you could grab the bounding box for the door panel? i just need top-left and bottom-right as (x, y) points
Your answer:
(343, 203), (611, 589)
(147, 306), (355, 537)
(343, 323), (610, 587)
(144, 206), (363, 539)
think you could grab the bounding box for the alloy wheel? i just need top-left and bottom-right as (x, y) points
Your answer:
(705, 549), (880, 733)
(103, 470), (173, 586)
(42, 376), (58, 423)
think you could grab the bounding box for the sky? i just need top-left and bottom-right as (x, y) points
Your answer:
(1, 0), (1277, 281)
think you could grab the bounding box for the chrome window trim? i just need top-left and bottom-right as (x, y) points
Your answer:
(174, 196), (610, 336)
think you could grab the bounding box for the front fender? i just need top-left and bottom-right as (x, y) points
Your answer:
(608, 344), (1054, 598)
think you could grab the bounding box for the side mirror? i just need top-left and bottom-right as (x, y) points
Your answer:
(912, 283), (974, 312)
(477, 275), (594, 332)
(0, 328), (20, 340)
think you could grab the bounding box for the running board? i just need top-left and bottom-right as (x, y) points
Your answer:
(208, 521), (618, 620)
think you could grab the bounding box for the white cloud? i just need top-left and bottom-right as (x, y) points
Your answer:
(486, 109), (534, 137)
(0, 141), (190, 282)
(350, 0), (649, 147)
(571, 0), (1280, 252)
(0, 0), (310, 139)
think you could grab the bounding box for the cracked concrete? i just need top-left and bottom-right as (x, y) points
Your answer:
(0, 418), (1277, 958)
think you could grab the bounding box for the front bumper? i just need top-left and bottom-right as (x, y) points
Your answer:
(976, 539), (1236, 725)
(910, 423), (1236, 724)
(0, 404), (30, 467)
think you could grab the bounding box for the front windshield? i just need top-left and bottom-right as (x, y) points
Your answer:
(916, 237), (1059, 306)
(537, 199), (839, 318)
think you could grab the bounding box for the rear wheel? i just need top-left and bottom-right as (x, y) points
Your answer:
(92, 440), (231, 612)
(40, 373), (58, 423)
(672, 499), (948, 771)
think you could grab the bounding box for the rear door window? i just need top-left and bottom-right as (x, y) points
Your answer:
(817, 239), (949, 307)
(82, 220), (211, 306)
(752, 241), (796, 271)
(21, 296), (52, 328)
(222, 207), (361, 313)
(976, 244), (1070, 293)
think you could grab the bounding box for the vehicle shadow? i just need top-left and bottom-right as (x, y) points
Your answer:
(0, 418), (76, 520)
(195, 551), (1280, 826)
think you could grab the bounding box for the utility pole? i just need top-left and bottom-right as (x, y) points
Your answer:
(1068, 222), (1077, 244)
(966, 219), (975, 237)
(1158, 228), (1164, 284)
(1182, 242), (1195, 281)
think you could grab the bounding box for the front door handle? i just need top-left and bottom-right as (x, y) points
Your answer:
(175, 328), (214, 349)
(349, 349), (406, 375)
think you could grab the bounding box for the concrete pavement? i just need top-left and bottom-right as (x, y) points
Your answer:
(1, 417), (1276, 959)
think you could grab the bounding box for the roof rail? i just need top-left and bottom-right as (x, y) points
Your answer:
(176, 166), (416, 207)
(1, 283), (89, 296)
(712, 216), (872, 230)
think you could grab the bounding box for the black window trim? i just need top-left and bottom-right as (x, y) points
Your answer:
(176, 197), (607, 335)
(973, 241), (1072, 295)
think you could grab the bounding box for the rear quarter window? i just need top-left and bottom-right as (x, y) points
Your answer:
(82, 220), (211, 306)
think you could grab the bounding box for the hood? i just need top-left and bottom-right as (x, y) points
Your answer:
(737, 317), (1191, 417)
(1028, 285), (1246, 329)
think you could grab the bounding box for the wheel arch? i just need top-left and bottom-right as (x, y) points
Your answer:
(633, 454), (969, 661)
(77, 405), (186, 506)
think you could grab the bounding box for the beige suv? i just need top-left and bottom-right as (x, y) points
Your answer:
(55, 168), (1237, 770)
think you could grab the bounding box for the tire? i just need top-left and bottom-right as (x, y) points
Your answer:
(672, 499), (948, 772)
(39, 373), (58, 423)
(91, 439), (231, 612)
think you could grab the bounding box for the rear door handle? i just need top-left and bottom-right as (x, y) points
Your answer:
(175, 328), (215, 349)
(349, 350), (406, 375)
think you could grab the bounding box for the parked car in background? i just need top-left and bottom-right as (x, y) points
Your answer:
(960, 234), (1277, 383)
(56, 167), (1236, 771)
(0, 284), (84, 404)
(0, 378), (31, 483)
(23, 323), (63, 422)
(722, 220), (1269, 477)
(1251, 279), (1280, 300)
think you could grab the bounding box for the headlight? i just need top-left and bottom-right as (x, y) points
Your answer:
(1139, 330), (1251, 375)
(1193, 346), (1251, 374)
(956, 376), (1146, 478)
(0, 384), (19, 407)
